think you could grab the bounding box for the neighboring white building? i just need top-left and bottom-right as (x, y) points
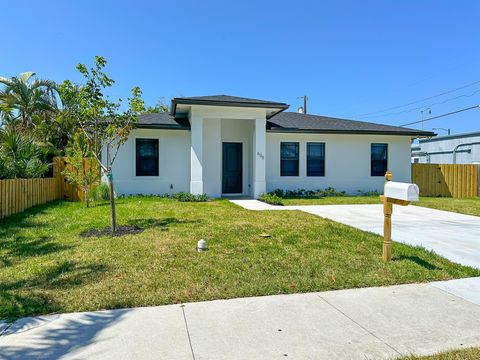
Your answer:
(108, 95), (432, 198)
(412, 131), (480, 164)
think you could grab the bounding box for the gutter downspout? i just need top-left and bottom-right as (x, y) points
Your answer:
(453, 142), (480, 164)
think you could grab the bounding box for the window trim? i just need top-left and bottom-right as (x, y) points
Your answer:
(135, 138), (160, 177)
(306, 142), (326, 177)
(280, 142), (299, 177)
(370, 143), (388, 177)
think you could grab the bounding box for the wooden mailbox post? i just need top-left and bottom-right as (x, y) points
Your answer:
(379, 172), (420, 262)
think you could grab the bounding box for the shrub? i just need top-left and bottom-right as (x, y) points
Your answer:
(272, 188), (285, 197)
(0, 129), (49, 179)
(356, 189), (381, 196)
(91, 183), (111, 201)
(315, 187), (346, 197)
(172, 192), (208, 202)
(267, 187), (345, 199)
(259, 193), (284, 206)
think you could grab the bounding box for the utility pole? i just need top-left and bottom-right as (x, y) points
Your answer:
(297, 95), (308, 114)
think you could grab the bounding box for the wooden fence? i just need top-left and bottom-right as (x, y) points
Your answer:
(412, 163), (479, 198)
(52, 157), (99, 202)
(0, 157), (99, 219)
(0, 178), (60, 219)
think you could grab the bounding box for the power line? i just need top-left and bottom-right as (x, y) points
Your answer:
(400, 105), (480, 127)
(360, 88), (480, 120)
(354, 80), (480, 118)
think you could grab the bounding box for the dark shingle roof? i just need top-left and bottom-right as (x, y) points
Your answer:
(136, 112), (189, 129)
(173, 95), (288, 106)
(267, 112), (434, 137)
(171, 95), (289, 117)
(136, 99), (434, 137)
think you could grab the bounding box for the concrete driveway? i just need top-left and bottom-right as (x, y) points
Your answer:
(231, 200), (480, 269)
(292, 204), (480, 269)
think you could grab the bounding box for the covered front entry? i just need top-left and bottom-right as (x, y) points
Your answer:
(222, 142), (243, 194)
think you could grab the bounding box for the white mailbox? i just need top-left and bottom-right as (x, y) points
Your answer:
(384, 181), (419, 202)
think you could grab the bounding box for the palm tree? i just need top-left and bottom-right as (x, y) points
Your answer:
(0, 72), (58, 129)
(0, 128), (49, 179)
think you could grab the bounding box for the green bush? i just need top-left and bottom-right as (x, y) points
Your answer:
(91, 183), (111, 201)
(0, 129), (49, 179)
(356, 189), (381, 196)
(315, 187), (346, 197)
(271, 188), (285, 197)
(267, 187), (346, 199)
(172, 192), (208, 202)
(259, 193), (284, 206)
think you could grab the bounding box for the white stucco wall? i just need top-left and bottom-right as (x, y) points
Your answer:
(109, 127), (412, 197)
(108, 128), (190, 196)
(265, 133), (412, 194)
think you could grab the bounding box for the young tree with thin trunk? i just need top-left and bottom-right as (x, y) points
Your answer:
(62, 131), (98, 208)
(59, 56), (144, 231)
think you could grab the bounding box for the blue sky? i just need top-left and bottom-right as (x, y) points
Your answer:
(2, 0), (479, 134)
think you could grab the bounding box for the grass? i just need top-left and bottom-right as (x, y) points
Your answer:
(282, 196), (480, 217)
(400, 347), (480, 359)
(0, 197), (479, 321)
(281, 195), (380, 206)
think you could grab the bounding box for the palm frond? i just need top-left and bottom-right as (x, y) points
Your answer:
(18, 72), (36, 83)
(31, 78), (58, 91)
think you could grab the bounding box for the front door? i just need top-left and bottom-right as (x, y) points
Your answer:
(222, 142), (243, 194)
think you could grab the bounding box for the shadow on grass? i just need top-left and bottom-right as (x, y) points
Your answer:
(0, 202), (75, 269)
(0, 310), (126, 360)
(1, 236), (72, 266)
(127, 217), (201, 230)
(394, 255), (442, 270)
(0, 200), (66, 230)
(0, 260), (107, 321)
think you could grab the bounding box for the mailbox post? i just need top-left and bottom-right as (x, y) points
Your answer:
(379, 172), (420, 262)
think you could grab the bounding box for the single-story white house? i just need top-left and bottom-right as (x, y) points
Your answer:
(108, 95), (433, 198)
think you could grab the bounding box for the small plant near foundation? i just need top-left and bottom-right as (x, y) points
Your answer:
(268, 187), (345, 199)
(172, 192), (208, 202)
(91, 183), (112, 201)
(259, 193), (284, 206)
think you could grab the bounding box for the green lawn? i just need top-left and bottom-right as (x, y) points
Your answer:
(1, 197), (479, 320)
(400, 347), (480, 359)
(282, 196), (480, 217)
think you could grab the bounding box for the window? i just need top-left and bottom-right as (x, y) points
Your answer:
(280, 142), (299, 176)
(136, 138), (159, 176)
(371, 143), (388, 176)
(307, 143), (325, 176)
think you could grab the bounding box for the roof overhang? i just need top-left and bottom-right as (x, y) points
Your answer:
(266, 128), (436, 137)
(171, 97), (289, 119)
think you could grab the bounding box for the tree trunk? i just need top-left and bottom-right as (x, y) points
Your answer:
(107, 175), (117, 232)
(85, 188), (90, 208)
(83, 158), (89, 208)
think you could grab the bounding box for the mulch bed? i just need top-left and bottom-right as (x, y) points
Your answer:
(80, 225), (144, 238)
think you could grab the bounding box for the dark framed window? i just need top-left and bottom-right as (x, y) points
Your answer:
(280, 142), (299, 176)
(136, 138), (159, 176)
(307, 142), (325, 176)
(371, 143), (388, 176)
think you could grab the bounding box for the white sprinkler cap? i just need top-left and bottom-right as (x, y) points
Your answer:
(197, 239), (207, 252)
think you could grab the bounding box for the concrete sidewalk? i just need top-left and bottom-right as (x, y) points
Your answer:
(1, 277), (480, 360)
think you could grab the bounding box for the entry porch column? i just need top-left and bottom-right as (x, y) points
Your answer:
(190, 115), (204, 194)
(253, 117), (266, 198)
